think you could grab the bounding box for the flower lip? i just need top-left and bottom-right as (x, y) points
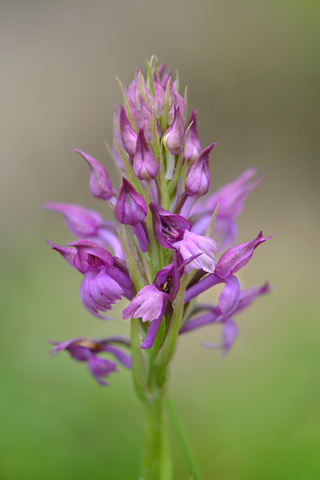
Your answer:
(149, 203), (191, 249)
(67, 239), (114, 273)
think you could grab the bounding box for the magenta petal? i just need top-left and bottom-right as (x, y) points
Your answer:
(47, 337), (84, 356)
(153, 262), (179, 302)
(119, 107), (138, 156)
(173, 230), (217, 273)
(115, 178), (147, 226)
(184, 110), (202, 161)
(207, 168), (263, 219)
(175, 231), (216, 273)
(87, 355), (117, 386)
(74, 149), (113, 200)
(215, 231), (275, 278)
(44, 202), (103, 237)
(149, 203), (191, 249)
(122, 285), (168, 322)
(68, 240), (114, 273)
(217, 274), (240, 317)
(185, 144), (216, 197)
(80, 268), (123, 319)
(235, 283), (270, 313)
(179, 310), (219, 334)
(102, 345), (132, 369)
(202, 318), (238, 354)
(221, 319), (238, 353)
(140, 316), (163, 349)
(47, 239), (76, 267)
(67, 344), (93, 361)
(164, 106), (184, 155)
(133, 128), (159, 181)
(132, 223), (149, 253)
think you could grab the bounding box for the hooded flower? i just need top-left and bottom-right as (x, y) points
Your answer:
(150, 203), (217, 273)
(122, 262), (179, 349)
(48, 337), (131, 386)
(149, 203), (191, 249)
(184, 110), (202, 162)
(185, 144), (216, 198)
(163, 106), (184, 155)
(48, 239), (131, 318)
(133, 128), (159, 181)
(115, 178), (148, 226)
(172, 230), (217, 273)
(74, 149), (114, 200)
(119, 106), (138, 157)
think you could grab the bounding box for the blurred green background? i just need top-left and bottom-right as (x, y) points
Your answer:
(1, 0), (319, 479)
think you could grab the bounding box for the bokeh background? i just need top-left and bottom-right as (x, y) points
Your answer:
(1, 0), (319, 479)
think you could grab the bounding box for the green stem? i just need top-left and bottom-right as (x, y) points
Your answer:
(130, 319), (148, 402)
(141, 388), (173, 480)
(166, 397), (203, 480)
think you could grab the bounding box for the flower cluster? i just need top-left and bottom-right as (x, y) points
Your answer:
(46, 57), (273, 386)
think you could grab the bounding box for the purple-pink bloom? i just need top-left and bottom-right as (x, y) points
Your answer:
(149, 203), (191, 249)
(119, 106), (138, 157)
(185, 144), (216, 197)
(44, 202), (123, 258)
(184, 110), (202, 162)
(79, 268), (124, 319)
(68, 239), (114, 274)
(149, 203), (216, 272)
(164, 107), (184, 155)
(74, 149), (114, 200)
(133, 128), (159, 181)
(45, 59), (273, 393)
(122, 262), (180, 349)
(206, 167), (263, 219)
(214, 231), (274, 279)
(235, 282), (270, 313)
(202, 318), (238, 355)
(184, 273), (240, 311)
(48, 337), (131, 386)
(47, 240), (76, 267)
(44, 202), (103, 238)
(122, 284), (168, 349)
(122, 285), (168, 323)
(48, 239), (131, 318)
(115, 178), (147, 226)
(172, 230), (217, 273)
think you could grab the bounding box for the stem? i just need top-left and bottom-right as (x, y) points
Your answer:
(141, 388), (173, 480)
(166, 397), (203, 480)
(131, 319), (148, 402)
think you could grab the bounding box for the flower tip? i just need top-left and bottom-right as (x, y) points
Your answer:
(45, 238), (56, 249)
(261, 282), (271, 294)
(260, 231), (276, 242)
